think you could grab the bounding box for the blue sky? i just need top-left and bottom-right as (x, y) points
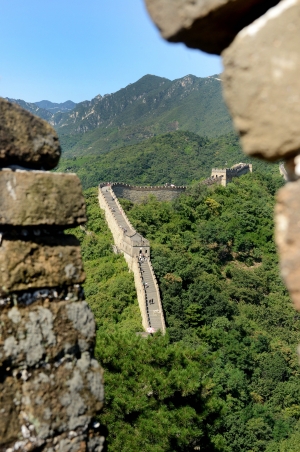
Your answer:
(0, 0), (222, 103)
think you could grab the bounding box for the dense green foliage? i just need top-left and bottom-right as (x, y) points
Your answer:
(76, 172), (300, 452)
(74, 189), (221, 452)
(57, 131), (278, 190)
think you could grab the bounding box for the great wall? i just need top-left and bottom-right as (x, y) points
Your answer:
(211, 163), (253, 186)
(2, 0), (300, 447)
(98, 162), (252, 334)
(98, 183), (166, 334)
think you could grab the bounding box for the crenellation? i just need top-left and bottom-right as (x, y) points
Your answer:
(211, 163), (252, 186)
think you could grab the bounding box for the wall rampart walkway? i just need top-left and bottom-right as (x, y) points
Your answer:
(98, 183), (166, 334)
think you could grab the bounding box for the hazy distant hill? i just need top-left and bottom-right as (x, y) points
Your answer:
(5, 98), (77, 119)
(35, 100), (76, 113)
(5, 98), (54, 121)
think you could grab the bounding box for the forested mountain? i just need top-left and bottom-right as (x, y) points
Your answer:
(6, 73), (233, 158)
(29, 72), (292, 451)
(56, 74), (233, 157)
(73, 171), (300, 451)
(5, 74), (294, 451)
(57, 131), (278, 190)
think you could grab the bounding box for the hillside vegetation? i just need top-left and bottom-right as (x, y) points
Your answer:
(56, 74), (233, 157)
(74, 171), (300, 452)
(57, 131), (278, 190)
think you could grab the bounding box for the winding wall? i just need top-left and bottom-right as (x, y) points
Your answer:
(98, 166), (252, 333)
(98, 183), (166, 334)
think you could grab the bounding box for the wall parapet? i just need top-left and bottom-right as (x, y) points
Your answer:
(100, 182), (187, 204)
(100, 182), (187, 191)
(111, 182), (187, 190)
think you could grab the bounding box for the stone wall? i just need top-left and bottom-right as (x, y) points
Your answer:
(98, 184), (166, 334)
(145, 258), (166, 332)
(98, 186), (128, 255)
(211, 163), (252, 186)
(132, 258), (153, 330)
(0, 98), (104, 452)
(110, 183), (186, 203)
(279, 163), (288, 181)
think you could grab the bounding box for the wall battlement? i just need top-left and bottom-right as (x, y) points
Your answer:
(100, 164), (252, 203)
(100, 182), (186, 203)
(211, 163), (252, 186)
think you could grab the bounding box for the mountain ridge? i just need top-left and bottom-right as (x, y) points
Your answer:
(34, 99), (76, 113)
(56, 73), (233, 157)
(5, 73), (233, 157)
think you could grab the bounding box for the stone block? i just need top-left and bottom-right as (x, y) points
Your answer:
(0, 97), (61, 169)
(0, 300), (95, 367)
(0, 234), (85, 293)
(275, 180), (300, 310)
(144, 0), (280, 54)
(0, 356), (104, 450)
(22, 357), (103, 434)
(0, 298), (104, 450)
(0, 376), (20, 446)
(223, 0), (300, 161)
(0, 169), (86, 227)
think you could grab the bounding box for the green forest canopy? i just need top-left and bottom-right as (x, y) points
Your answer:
(57, 131), (279, 190)
(72, 171), (300, 452)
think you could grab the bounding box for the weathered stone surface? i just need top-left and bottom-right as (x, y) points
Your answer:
(0, 169), (86, 227)
(0, 98), (61, 170)
(282, 154), (300, 182)
(0, 300), (95, 367)
(0, 357), (104, 450)
(275, 180), (300, 310)
(223, 0), (300, 161)
(0, 376), (20, 446)
(145, 0), (280, 54)
(0, 234), (85, 293)
(0, 285), (84, 309)
(0, 296), (104, 450)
